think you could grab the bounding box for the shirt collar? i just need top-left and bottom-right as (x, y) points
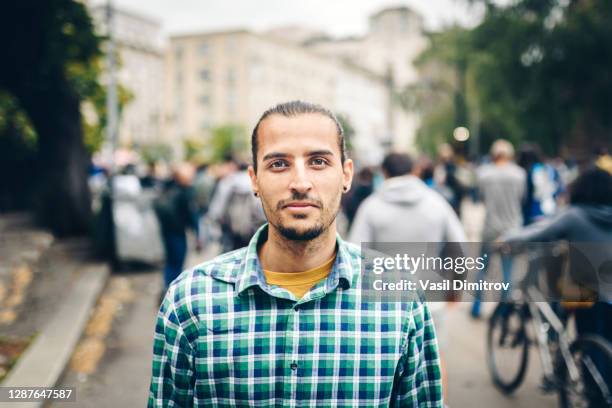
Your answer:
(234, 223), (357, 297)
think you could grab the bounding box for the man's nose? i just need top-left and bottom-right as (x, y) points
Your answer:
(288, 161), (313, 193)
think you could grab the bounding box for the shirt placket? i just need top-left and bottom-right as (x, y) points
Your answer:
(283, 304), (301, 407)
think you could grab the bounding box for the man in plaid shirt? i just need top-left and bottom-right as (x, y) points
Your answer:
(148, 101), (443, 407)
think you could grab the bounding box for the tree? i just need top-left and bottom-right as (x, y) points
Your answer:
(0, 92), (38, 211)
(401, 27), (475, 155)
(412, 0), (612, 156)
(336, 114), (355, 154)
(208, 125), (248, 163)
(0, 0), (102, 235)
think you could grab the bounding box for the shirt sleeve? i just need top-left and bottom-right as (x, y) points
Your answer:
(392, 302), (443, 407)
(148, 286), (195, 407)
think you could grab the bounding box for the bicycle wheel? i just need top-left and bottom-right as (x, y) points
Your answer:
(557, 334), (612, 408)
(487, 302), (530, 394)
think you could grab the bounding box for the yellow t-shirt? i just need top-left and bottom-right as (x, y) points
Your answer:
(263, 254), (336, 299)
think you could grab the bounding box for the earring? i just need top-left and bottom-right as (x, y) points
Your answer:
(343, 186), (348, 192)
(254, 192), (259, 197)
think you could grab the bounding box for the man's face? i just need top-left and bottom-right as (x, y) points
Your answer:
(248, 113), (353, 241)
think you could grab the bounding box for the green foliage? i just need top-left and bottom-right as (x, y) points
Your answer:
(336, 114), (355, 153)
(411, 0), (612, 155)
(140, 142), (173, 165)
(69, 56), (134, 154)
(183, 136), (207, 162)
(415, 102), (456, 156)
(0, 0), (104, 228)
(402, 27), (474, 153)
(0, 92), (37, 153)
(0, 1), (134, 155)
(208, 124), (248, 162)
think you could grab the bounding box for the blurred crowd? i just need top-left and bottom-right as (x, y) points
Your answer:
(88, 140), (611, 356)
(87, 142), (611, 283)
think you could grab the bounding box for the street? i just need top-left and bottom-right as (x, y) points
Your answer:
(49, 208), (559, 407)
(50, 271), (558, 408)
(47, 202), (561, 407)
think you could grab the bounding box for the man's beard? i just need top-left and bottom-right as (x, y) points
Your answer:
(271, 191), (339, 242)
(277, 221), (325, 241)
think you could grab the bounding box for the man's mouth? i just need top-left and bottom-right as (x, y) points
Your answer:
(282, 201), (319, 211)
(282, 201), (319, 209)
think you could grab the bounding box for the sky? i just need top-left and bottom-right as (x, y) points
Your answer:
(92, 0), (484, 38)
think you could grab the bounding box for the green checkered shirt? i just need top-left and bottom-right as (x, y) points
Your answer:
(148, 224), (442, 407)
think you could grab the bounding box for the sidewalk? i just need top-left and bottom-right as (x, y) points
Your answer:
(50, 244), (220, 408)
(0, 213), (110, 408)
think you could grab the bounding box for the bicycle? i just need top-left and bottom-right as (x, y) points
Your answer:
(485, 243), (612, 407)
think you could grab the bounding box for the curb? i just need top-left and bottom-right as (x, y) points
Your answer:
(1, 263), (110, 408)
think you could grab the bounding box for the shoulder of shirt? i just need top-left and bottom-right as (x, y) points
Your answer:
(340, 238), (361, 258)
(162, 248), (249, 343)
(170, 247), (249, 292)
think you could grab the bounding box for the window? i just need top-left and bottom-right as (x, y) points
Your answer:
(227, 90), (237, 115)
(227, 68), (236, 85)
(175, 45), (183, 59)
(199, 69), (210, 81)
(225, 38), (237, 53)
(198, 42), (209, 56)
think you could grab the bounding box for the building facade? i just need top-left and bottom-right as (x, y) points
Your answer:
(305, 6), (428, 152)
(164, 29), (399, 165)
(90, 5), (165, 148)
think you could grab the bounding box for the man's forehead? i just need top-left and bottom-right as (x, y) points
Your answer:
(258, 113), (338, 141)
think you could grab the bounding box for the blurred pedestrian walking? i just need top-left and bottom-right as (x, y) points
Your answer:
(433, 143), (465, 216)
(349, 152), (465, 245)
(207, 160), (265, 251)
(349, 151), (466, 399)
(518, 143), (564, 225)
(342, 166), (374, 229)
(153, 162), (201, 292)
(471, 139), (526, 318)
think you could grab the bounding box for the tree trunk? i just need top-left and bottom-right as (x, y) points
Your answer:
(19, 84), (92, 237)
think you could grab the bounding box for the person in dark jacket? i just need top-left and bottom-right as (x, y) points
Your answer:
(502, 166), (612, 400)
(342, 166), (374, 228)
(154, 163), (201, 291)
(502, 166), (612, 302)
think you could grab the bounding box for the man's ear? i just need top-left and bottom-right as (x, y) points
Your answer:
(248, 165), (258, 196)
(342, 158), (354, 193)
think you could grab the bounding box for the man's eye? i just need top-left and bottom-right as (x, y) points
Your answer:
(270, 160), (288, 169)
(311, 158), (328, 167)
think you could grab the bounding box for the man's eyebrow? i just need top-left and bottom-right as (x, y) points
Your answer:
(307, 149), (335, 157)
(262, 152), (290, 161)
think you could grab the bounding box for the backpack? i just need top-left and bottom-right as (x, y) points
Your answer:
(225, 189), (266, 241)
(153, 185), (185, 233)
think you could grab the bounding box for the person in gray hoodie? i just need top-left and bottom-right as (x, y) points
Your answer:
(348, 152), (466, 400)
(348, 153), (466, 244)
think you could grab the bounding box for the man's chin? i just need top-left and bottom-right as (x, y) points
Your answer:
(277, 222), (324, 241)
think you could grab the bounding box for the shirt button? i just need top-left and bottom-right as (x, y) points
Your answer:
(290, 362), (298, 370)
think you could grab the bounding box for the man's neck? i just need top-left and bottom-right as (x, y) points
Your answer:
(258, 223), (338, 273)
